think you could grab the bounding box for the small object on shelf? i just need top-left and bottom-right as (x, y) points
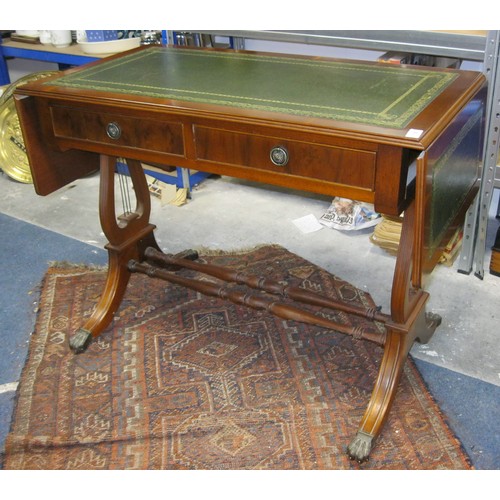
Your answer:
(14, 30), (39, 37)
(50, 31), (72, 48)
(78, 37), (141, 55)
(85, 30), (118, 42)
(117, 30), (142, 40)
(141, 31), (161, 45)
(39, 30), (52, 45)
(378, 52), (412, 64)
(10, 32), (40, 44)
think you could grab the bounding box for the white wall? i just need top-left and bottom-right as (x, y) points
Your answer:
(242, 39), (384, 61)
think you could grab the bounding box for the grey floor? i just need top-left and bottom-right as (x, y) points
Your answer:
(2, 53), (498, 388)
(1, 171), (499, 384)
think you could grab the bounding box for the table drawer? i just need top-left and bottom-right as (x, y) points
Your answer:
(194, 126), (376, 190)
(50, 106), (185, 157)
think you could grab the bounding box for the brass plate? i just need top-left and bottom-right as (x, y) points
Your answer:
(0, 97), (33, 183)
(0, 71), (57, 183)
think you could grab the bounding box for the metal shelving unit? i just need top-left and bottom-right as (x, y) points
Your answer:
(0, 36), (100, 85)
(459, 31), (500, 278)
(196, 30), (489, 60)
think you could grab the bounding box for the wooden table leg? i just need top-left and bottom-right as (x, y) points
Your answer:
(69, 156), (158, 353)
(347, 200), (441, 462)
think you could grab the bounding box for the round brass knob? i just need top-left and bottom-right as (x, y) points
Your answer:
(270, 146), (289, 166)
(106, 122), (122, 140)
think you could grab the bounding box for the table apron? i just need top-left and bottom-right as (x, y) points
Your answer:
(44, 101), (414, 214)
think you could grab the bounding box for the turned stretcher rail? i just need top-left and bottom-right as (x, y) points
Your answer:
(128, 258), (387, 346)
(144, 247), (390, 324)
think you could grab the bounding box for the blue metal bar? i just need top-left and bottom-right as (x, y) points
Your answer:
(0, 33), (100, 85)
(0, 34), (12, 84)
(0, 58), (10, 85)
(0, 45), (98, 66)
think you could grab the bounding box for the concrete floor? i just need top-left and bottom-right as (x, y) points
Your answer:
(0, 170), (499, 388)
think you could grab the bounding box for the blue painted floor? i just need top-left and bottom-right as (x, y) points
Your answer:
(0, 213), (107, 458)
(413, 359), (499, 469)
(0, 212), (498, 469)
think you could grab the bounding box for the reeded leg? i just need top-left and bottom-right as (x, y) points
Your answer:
(347, 328), (412, 462)
(69, 156), (157, 353)
(69, 246), (134, 353)
(347, 293), (441, 462)
(347, 198), (441, 462)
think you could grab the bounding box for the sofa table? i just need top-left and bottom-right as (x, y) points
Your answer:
(14, 45), (486, 461)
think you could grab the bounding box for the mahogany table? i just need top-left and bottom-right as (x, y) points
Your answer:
(14, 46), (486, 462)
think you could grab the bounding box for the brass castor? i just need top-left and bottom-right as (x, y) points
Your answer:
(347, 430), (374, 463)
(69, 328), (93, 354)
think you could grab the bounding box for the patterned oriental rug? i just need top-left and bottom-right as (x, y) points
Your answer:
(3, 245), (472, 469)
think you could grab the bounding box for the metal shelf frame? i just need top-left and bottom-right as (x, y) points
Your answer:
(0, 35), (99, 85)
(195, 30), (489, 60)
(458, 31), (500, 278)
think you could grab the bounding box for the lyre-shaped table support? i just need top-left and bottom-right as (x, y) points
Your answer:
(69, 156), (159, 353)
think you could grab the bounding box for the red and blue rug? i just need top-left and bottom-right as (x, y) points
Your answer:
(3, 245), (471, 469)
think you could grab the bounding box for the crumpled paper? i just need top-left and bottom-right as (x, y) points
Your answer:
(319, 197), (380, 231)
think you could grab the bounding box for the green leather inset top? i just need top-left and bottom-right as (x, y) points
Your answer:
(50, 47), (458, 129)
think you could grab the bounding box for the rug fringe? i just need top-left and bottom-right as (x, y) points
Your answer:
(47, 261), (108, 271)
(195, 243), (283, 257)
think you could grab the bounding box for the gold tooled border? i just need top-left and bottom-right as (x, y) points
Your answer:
(51, 47), (458, 129)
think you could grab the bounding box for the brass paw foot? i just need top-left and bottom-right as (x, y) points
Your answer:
(69, 328), (93, 354)
(416, 312), (442, 344)
(425, 312), (442, 329)
(347, 431), (374, 463)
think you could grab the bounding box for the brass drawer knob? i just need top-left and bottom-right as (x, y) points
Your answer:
(270, 146), (289, 166)
(106, 122), (122, 140)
